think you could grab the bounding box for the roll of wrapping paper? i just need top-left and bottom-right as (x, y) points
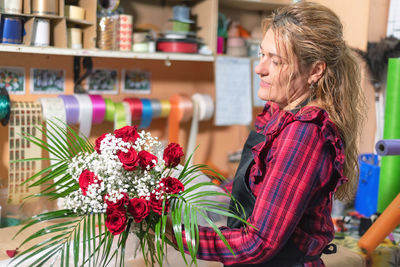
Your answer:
(8, 102), (43, 204)
(0, 16), (23, 44)
(358, 193), (400, 254)
(185, 94), (214, 164)
(168, 94), (193, 144)
(31, 0), (58, 15)
(378, 58), (400, 212)
(376, 139), (400, 156)
(97, 16), (117, 50)
(104, 98), (115, 122)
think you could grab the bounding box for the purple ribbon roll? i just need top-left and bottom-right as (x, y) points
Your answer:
(0, 16), (23, 44)
(58, 95), (79, 125)
(375, 139), (400, 156)
(89, 95), (106, 124)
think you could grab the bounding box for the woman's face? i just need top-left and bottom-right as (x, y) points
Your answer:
(255, 29), (310, 108)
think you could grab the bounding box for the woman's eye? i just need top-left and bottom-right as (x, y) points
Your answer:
(258, 51), (265, 58)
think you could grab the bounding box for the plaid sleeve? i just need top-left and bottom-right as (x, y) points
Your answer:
(175, 121), (332, 265)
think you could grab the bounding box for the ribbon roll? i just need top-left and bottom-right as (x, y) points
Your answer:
(168, 94), (193, 144)
(0, 16), (23, 44)
(0, 87), (11, 126)
(150, 99), (162, 119)
(38, 97), (67, 167)
(186, 94), (214, 163)
(104, 98), (115, 122)
(89, 95), (106, 124)
(123, 97), (143, 122)
(376, 139), (400, 156)
(74, 94), (93, 138)
(139, 98), (153, 129)
(160, 99), (171, 118)
(58, 95), (79, 125)
(114, 102), (131, 130)
(31, 18), (50, 47)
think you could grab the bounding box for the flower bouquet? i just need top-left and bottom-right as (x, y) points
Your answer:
(11, 121), (249, 267)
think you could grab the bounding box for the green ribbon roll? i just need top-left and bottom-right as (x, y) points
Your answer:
(114, 102), (127, 130)
(378, 58), (400, 212)
(104, 98), (115, 122)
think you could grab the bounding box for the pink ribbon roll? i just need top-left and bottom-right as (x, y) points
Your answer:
(89, 95), (106, 124)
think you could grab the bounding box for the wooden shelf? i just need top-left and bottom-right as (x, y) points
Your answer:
(219, 0), (291, 11)
(0, 12), (64, 20)
(0, 44), (214, 62)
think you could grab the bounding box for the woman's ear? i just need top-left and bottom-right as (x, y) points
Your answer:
(307, 61), (326, 84)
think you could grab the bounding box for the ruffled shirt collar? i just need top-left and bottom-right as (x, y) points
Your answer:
(253, 101), (348, 191)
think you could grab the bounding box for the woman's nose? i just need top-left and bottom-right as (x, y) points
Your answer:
(255, 59), (269, 76)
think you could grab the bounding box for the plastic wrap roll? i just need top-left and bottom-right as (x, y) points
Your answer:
(375, 139), (400, 156)
(378, 58), (400, 212)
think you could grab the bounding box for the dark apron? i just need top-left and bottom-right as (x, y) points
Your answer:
(225, 130), (336, 267)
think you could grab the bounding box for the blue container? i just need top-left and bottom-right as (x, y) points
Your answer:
(0, 16), (23, 44)
(355, 154), (380, 217)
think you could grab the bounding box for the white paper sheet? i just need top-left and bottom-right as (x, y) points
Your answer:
(215, 56), (252, 126)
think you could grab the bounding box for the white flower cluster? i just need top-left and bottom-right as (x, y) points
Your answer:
(64, 130), (166, 214)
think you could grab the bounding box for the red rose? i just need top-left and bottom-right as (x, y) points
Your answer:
(118, 147), (139, 171)
(128, 198), (150, 223)
(138, 150), (157, 170)
(105, 208), (127, 235)
(105, 192), (129, 209)
(78, 169), (101, 196)
(160, 177), (184, 194)
(114, 126), (140, 144)
(150, 191), (170, 215)
(94, 133), (108, 154)
(163, 143), (184, 168)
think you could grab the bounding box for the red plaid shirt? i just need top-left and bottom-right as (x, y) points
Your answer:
(178, 102), (347, 266)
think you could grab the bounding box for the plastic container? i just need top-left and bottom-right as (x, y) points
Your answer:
(355, 154), (380, 217)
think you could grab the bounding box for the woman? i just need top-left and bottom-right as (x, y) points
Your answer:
(167, 1), (365, 266)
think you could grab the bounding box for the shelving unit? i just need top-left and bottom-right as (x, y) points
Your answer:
(0, 0), (293, 60)
(0, 43), (214, 61)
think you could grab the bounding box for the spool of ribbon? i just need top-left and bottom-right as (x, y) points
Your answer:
(113, 102), (131, 130)
(139, 98), (153, 129)
(0, 16), (23, 44)
(123, 97), (143, 122)
(150, 99), (162, 119)
(168, 94), (193, 144)
(160, 99), (171, 118)
(185, 94), (214, 163)
(89, 95), (106, 124)
(74, 94), (93, 138)
(104, 98), (115, 122)
(0, 86), (11, 126)
(0, 0), (23, 14)
(38, 97), (67, 164)
(31, 18), (50, 47)
(58, 95), (79, 125)
(67, 28), (83, 49)
(375, 139), (400, 156)
(31, 0), (58, 15)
